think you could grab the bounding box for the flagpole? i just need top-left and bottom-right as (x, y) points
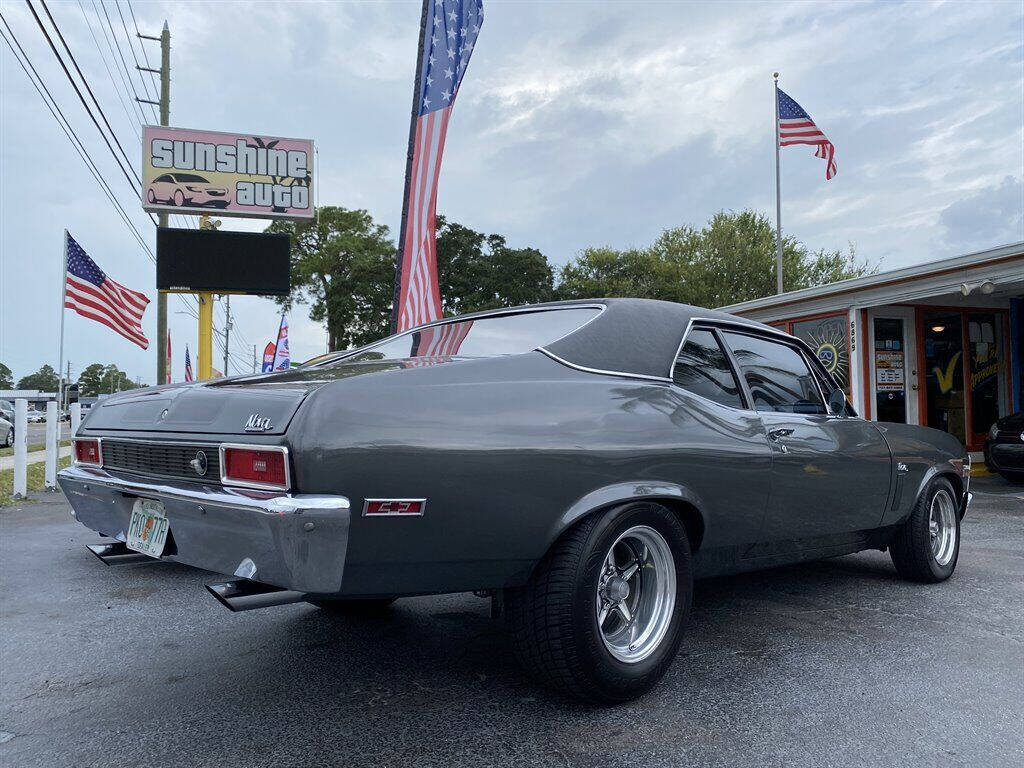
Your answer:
(774, 72), (783, 295)
(390, 0), (430, 335)
(57, 230), (69, 410)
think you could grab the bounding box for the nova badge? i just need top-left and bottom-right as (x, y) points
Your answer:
(244, 413), (273, 433)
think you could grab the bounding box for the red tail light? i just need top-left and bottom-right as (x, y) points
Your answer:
(73, 438), (102, 467)
(220, 445), (290, 491)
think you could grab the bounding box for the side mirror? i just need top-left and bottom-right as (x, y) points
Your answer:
(828, 388), (848, 417)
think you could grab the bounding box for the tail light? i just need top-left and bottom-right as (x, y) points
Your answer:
(219, 444), (290, 491)
(73, 438), (102, 467)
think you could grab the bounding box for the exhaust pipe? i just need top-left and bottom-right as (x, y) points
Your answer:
(87, 542), (158, 566)
(205, 579), (307, 612)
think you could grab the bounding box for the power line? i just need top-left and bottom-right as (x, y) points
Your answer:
(38, 0), (138, 181)
(24, 0), (144, 201)
(75, 0), (138, 141)
(0, 12), (152, 256)
(98, 0), (155, 122)
(89, 0), (146, 125)
(125, 0), (158, 96)
(112, 0), (157, 112)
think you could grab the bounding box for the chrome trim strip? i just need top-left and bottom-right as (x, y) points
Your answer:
(218, 443), (292, 492)
(59, 465), (346, 515)
(671, 316), (801, 379)
(362, 498), (428, 517)
(536, 348), (673, 383)
(76, 435), (223, 448)
(72, 436), (103, 468)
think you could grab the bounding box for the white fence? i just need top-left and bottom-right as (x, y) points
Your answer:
(8, 398), (77, 501)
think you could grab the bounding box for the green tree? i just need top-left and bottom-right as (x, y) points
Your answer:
(267, 206), (395, 351)
(77, 364), (139, 396)
(557, 209), (874, 307)
(0, 362), (13, 389)
(436, 215), (554, 315)
(17, 365), (60, 392)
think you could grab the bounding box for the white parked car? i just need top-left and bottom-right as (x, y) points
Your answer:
(1, 416), (13, 448)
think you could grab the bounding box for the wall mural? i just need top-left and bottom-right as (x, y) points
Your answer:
(791, 315), (850, 390)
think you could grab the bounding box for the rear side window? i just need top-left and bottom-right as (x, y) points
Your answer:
(673, 329), (744, 408)
(336, 307), (601, 363)
(721, 332), (826, 414)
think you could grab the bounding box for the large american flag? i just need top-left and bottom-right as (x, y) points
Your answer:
(64, 233), (150, 349)
(393, 0), (484, 333)
(777, 88), (837, 180)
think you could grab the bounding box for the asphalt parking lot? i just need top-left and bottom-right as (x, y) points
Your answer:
(1, 478), (1022, 768)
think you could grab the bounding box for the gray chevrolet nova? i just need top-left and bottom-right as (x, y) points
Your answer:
(59, 299), (971, 702)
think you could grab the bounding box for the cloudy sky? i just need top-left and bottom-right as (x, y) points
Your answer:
(1, 0), (1021, 387)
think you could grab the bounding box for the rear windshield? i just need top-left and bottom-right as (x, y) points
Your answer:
(334, 307), (601, 363)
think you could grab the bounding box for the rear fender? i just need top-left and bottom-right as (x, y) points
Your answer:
(545, 480), (707, 555)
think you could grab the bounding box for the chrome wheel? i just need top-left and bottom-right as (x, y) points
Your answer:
(929, 489), (957, 567)
(596, 525), (676, 664)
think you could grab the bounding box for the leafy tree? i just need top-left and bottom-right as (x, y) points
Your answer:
(78, 364), (140, 396)
(558, 209), (874, 306)
(0, 362), (13, 389)
(267, 206), (395, 351)
(436, 215), (554, 315)
(17, 365), (60, 392)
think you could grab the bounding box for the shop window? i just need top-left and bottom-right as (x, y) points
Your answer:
(790, 314), (851, 396)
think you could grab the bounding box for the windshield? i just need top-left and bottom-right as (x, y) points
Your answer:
(332, 307), (601, 364)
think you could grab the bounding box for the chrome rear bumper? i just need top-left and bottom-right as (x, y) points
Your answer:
(58, 465), (351, 594)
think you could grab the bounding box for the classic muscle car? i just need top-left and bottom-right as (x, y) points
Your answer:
(58, 299), (971, 703)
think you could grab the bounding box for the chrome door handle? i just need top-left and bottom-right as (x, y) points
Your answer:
(767, 428), (794, 442)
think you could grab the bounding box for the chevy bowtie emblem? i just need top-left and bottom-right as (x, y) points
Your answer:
(189, 450), (209, 476)
(244, 413), (273, 433)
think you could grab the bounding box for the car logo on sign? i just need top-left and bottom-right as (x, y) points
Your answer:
(244, 413), (273, 432)
(189, 450), (208, 476)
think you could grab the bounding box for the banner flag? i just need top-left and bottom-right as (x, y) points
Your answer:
(272, 316), (290, 370)
(261, 342), (276, 373)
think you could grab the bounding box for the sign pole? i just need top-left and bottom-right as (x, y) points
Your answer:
(774, 72), (783, 295)
(198, 292), (213, 380)
(155, 22), (171, 385)
(57, 230), (68, 411)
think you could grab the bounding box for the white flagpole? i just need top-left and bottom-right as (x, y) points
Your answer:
(57, 230), (69, 410)
(774, 72), (783, 295)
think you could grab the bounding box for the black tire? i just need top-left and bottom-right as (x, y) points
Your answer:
(505, 501), (692, 704)
(889, 477), (960, 583)
(306, 597), (397, 613)
(998, 471), (1024, 485)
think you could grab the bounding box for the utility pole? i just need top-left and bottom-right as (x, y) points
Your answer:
(223, 295), (232, 376)
(140, 23), (171, 384)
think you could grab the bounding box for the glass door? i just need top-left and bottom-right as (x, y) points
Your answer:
(873, 317), (907, 423)
(967, 312), (1001, 447)
(922, 312), (966, 445)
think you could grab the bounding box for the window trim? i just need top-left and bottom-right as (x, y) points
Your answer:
(669, 325), (751, 411)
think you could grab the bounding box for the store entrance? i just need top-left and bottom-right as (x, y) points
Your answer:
(922, 312), (965, 444)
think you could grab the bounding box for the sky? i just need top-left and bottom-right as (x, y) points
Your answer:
(1, 0), (1022, 387)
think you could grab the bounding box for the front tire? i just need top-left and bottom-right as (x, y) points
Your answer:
(889, 477), (960, 583)
(505, 501), (692, 704)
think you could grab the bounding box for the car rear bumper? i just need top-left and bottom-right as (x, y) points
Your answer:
(58, 465), (351, 594)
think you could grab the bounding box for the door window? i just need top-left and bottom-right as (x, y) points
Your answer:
(722, 332), (826, 414)
(673, 329), (744, 408)
(923, 312), (965, 444)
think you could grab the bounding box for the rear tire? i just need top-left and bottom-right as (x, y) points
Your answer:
(307, 597), (397, 613)
(889, 477), (960, 583)
(505, 501), (692, 704)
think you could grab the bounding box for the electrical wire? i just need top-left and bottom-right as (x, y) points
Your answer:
(125, 0), (158, 96)
(75, 0), (138, 141)
(112, 0), (157, 115)
(98, 0), (155, 122)
(0, 13), (153, 256)
(90, 0), (146, 124)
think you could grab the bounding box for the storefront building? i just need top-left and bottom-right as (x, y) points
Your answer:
(720, 242), (1024, 452)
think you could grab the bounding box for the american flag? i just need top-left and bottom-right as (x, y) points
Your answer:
(393, 0), (484, 332)
(777, 88), (837, 180)
(184, 345), (194, 382)
(64, 233), (150, 349)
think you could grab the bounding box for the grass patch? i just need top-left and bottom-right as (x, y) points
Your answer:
(0, 455), (72, 507)
(0, 439), (72, 458)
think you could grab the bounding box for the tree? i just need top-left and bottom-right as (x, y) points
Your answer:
(17, 365), (60, 392)
(436, 216), (554, 315)
(266, 206), (395, 351)
(0, 362), (13, 389)
(78, 364), (140, 396)
(268, 208), (555, 352)
(557, 209), (875, 306)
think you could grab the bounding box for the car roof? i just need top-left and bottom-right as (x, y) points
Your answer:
(407, 298), (780, 381)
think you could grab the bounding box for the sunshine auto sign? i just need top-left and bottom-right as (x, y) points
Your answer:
(142, 125), (314, 220)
